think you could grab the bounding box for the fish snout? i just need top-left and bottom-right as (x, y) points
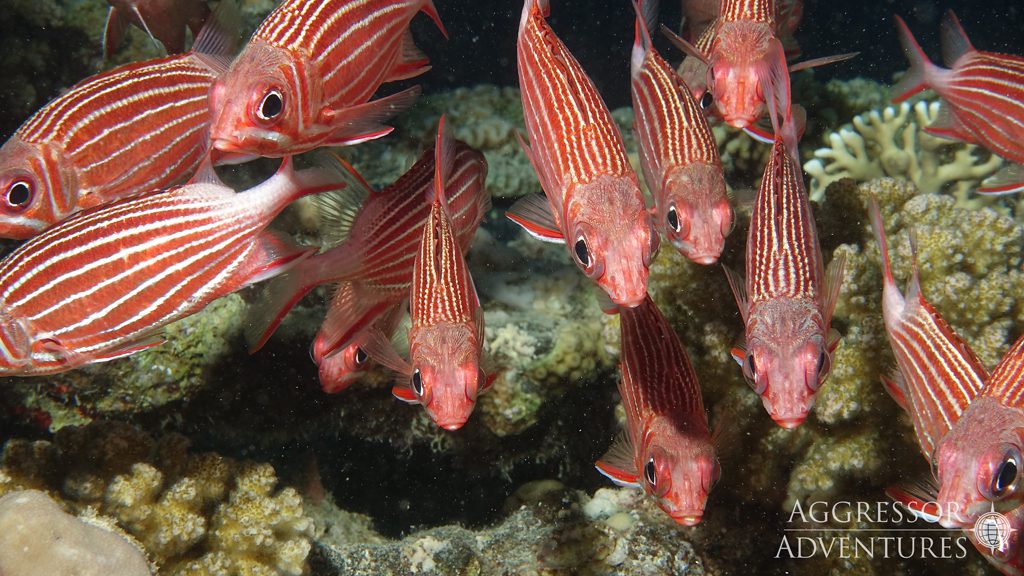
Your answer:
(773, 415), (806, 429)
(671, 513), (703, 527)
(602, 260), (649, 308)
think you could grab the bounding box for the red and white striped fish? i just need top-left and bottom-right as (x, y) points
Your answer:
(596, 294), (718, 526)
(316, 301), (404, 394)
(724, 48), (844, 428)
(244, 139), (488, 366)
(0, 5), (235, 239)
(893, 10), (1024, 195)
(208, 0), (445, 158)
(507, 0), (657, 308)
(868, 199), (987, 461)
(362, 118), (489, 430)
(930, 333), (1024, 529)
(0, 158), (349, 376)
(631, 0), (731, 265)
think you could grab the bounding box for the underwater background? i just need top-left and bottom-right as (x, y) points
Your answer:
(2, 0), (1024, 574)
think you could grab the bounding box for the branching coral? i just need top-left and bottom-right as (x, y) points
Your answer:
(803, 101), (1003, 202)
(0, 421), (313, 575)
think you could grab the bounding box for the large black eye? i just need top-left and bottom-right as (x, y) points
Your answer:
(574, 235), (590, 268)
(744, 354), (757, 380)
(644, 457), (657, 487)
(816, 350), (828, 376)
(354, 347), (367, 366)
(257, 90), (284, 120)
(994, 457), (1018, 497)
(411, 369), (423, 396)
(7, 180), (32, 209)
(667, 206), (681, 232)
(699, 91), (714, 109)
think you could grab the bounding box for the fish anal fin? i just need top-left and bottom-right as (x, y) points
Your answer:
(384, 29), (432, 82)
(923, 102), (972, 143)
(318, 87), (421, 147)
(236, 229), (315, 289)
(978, 163), (1024, 196)
(595, 430), (641, 488)
(880, 370), (910, 412)
(506, 193), (564, 243)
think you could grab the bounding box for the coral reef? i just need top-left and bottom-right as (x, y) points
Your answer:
(803, 101), (1004, 202)
(0, 489), (151, 576)
(0, 421), (313, 575)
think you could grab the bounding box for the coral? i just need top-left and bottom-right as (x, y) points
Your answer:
(0, 422), (313, 575)
(803, 101), (1003, 202)
(0, 490), (151, 576)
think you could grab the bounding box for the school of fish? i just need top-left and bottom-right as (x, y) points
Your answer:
(2, 0), (1024, 572)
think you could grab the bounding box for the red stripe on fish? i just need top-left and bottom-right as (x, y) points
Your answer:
(631, 0), (731, 264)
(725, 47), (843, 428)
(0, 158), (347, 376)
(869, 200), (987, 458)
(209, 0), (444, 157)
(0, 45), (227, 239)
(595, 295), (717, 526)
(511, 0), (657, 308)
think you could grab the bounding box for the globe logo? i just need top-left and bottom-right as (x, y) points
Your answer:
(974, 510), (1012, 552)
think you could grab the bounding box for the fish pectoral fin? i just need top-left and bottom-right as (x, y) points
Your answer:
(506, 193), (564, 243)
(594, 290), (618, 315)
(885, 481), (941, 523)
(978, 163), (1024, 195)
(357, 326), (412, 376)
(826, 328), (842, 354)
(90, 334), (168, 364)
(595, 430), (641, 488)
(236, 229), (316, 289)
(788, 52), (860, 74)
(32, 338), (82, 366)
(659, 23), (709, 64)
(742, 123), (775, 145)
(317, 87), (422, 147)
(721, 265), (748, 322)
(729, 342), (748, 367)
(103, 7), (130, 59)
(823, 252), (846, 322)
(880, 370), (910, 412)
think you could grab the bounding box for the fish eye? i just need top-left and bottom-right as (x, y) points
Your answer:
(573, 234), (591, 269)
(667, 206), (681, 232)
(6, 180), (32, 210)
(257, 89), (284, 121)
(412, 369), (423, 396)
(742, 353), (757, 381)
(354, 347), (367, 366)
(816, 350), (829, 377)
(644, 457), (657, 487)
(700, 91), (714, 109)
(993, 455), (1019, 498)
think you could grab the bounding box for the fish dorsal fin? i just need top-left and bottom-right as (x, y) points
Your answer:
(881, 370), (910, 412)
(595, 430), (641, 488)
(631, 0), (658, 56)
(660, 23), (709, 64)
(823, 252), (846, 322)
(313, 155), (373, 249)
(506, 193), (564, 243)
(722, 265), (748, 322)
(190, 0), (241, 73)
(431, 115), (456, 213)
(939, 10), (974, 68)
(760, 39), (796, 154)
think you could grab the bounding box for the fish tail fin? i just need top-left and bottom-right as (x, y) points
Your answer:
(630, 0), (657, 76)
(892, 15), (940, 103)
(419, 0), (448, 39)
(190, 0), (241, 72)
(939, 10), (974, 67)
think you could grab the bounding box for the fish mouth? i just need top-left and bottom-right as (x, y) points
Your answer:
(438, 418), (468, 431)
(688, 252), (720, 266)
(670, 512), (703, 526)
(772, 416), (806, 429)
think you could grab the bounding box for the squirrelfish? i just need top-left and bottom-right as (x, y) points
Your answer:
(868, 199), (986, 461)
(0, 157), (348, 376)
(893, 10), (1024, 194)
(0, 6), (235, 239)
(724, 49), (844, 428)
(931, 333), (1024, 529)
(209, 0), (445, 157)
(596, 294), (718, 526)
(103, 0), (210, 58)
(508, 0), (657, 308)
(631, 0), (731, 265)
(316, 302), (403, 394)
(363, 117), (489, 430)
